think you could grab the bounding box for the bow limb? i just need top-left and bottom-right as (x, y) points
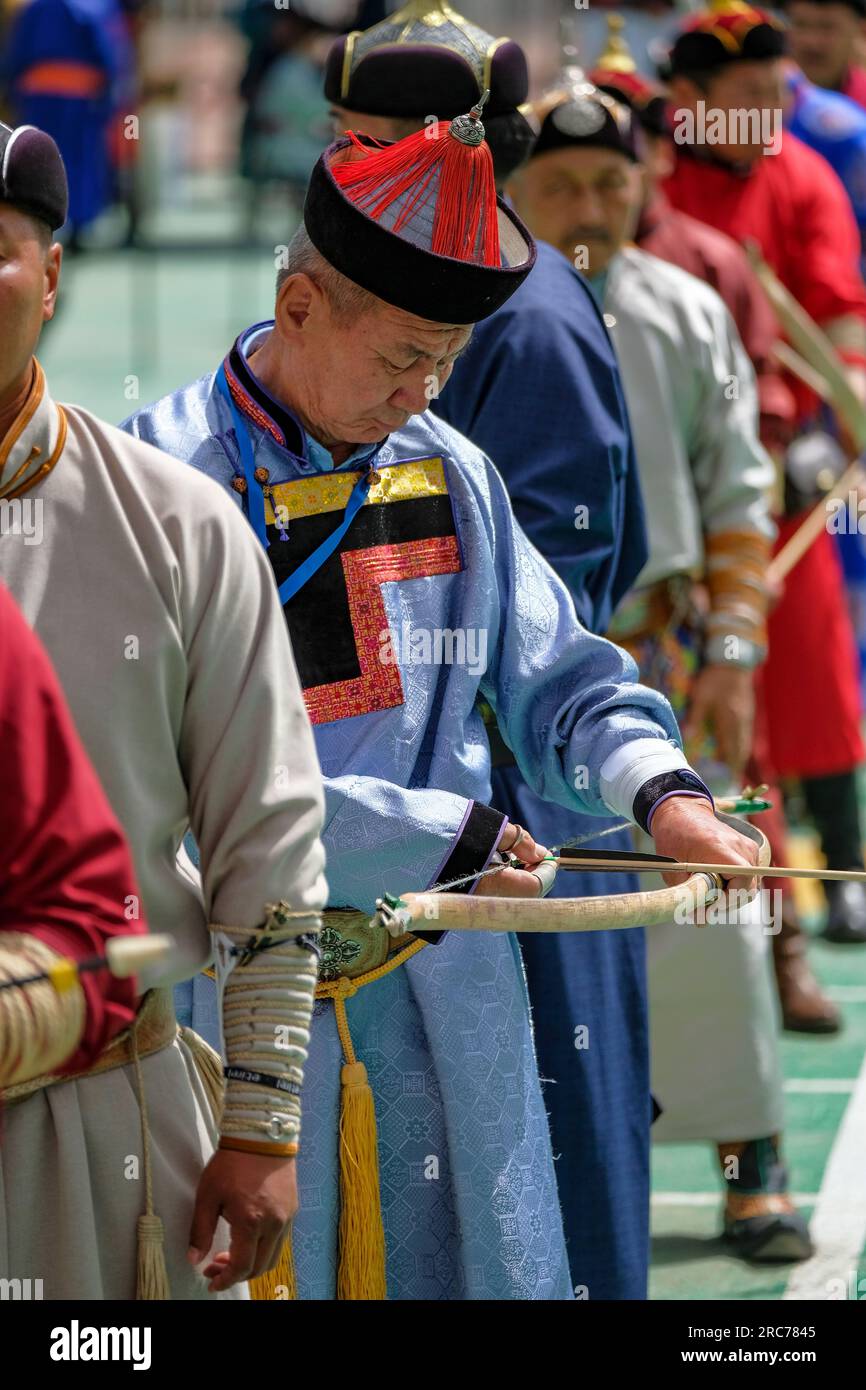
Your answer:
(378, 811), (771, 935)
(395, 871), (723, 933)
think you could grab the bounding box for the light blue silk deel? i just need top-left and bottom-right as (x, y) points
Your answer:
(122, 327), (683, 1299)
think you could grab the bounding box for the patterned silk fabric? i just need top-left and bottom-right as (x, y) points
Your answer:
(297, 933), (569, 1299)
(125, 322), (684, 1299)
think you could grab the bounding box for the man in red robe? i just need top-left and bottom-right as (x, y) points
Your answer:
(662, 2), (866, 945)
(0, 580), (144, 1080)
(589, 20), (796, 443)
(782, 0), (866, 108)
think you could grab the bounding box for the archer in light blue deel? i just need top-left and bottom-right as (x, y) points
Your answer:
(122, 108), (722, 1301)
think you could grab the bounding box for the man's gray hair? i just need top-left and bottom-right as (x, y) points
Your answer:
(276, 224), (378, 323)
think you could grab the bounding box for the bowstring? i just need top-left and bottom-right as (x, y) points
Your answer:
(425, 817), (633, 894)
(422, 794), (769, 896)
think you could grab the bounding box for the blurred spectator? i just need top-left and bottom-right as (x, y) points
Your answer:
(236, 2), (335, 219)
(781, 0), (866, 107)
(2, 0), (136, 243)
(786, 62), (866, 262)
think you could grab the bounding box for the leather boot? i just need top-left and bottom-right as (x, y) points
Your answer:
(800, 772), (866, 943)
(718, 1138), (813, 1263)
(772, 912), (841, 1033)
(823, 880), (866, 945)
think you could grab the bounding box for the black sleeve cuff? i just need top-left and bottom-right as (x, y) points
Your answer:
(633, 771), (714, 835)
(415, 801), (508, 944)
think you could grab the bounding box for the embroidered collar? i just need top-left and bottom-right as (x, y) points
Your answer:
(0, 358), (66, 500)
(225, 323), (305, 452)
(222, 322), (387, 472)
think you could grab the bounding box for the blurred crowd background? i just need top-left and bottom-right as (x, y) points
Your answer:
(0, 0), (594, 252)
(4, 0), (866, 706)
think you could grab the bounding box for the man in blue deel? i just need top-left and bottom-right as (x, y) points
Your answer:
(323, 0), (654, 1300)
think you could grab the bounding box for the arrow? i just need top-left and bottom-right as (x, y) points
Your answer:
(0, 933), (174, 996)
(555, 852), (866, 884)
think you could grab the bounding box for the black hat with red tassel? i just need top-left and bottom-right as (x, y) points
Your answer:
(303, 91), (536, 324)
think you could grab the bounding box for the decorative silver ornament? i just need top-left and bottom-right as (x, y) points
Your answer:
(450, 87), (489, 146)
(552, 98), (607, 138)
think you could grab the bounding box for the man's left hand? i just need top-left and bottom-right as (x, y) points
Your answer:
(650, 795), (759, 893)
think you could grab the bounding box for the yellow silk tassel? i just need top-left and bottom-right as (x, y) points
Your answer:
(250, 1234), (298, 1300)
(337, 1053), (387, 1300)
(324, 947), (425, 1299)
(251, 939), (426, 1301)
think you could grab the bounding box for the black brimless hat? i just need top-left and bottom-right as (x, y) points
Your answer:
(0, 123), (68, 230)
(304, 96), (536, 324)
(324, 0), (528, 119)
(529, 87), (641, 165)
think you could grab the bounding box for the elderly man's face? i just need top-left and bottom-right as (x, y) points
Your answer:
(276, 280), (473, 446)
(507, 146), (642, 277)
(0, 205), (60, 407)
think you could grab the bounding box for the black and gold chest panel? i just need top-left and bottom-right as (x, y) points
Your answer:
(265, 456), (463, 724)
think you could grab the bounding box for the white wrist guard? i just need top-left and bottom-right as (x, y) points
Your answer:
(212, 903), (321, 1156)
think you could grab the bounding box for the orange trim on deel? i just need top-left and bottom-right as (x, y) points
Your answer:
(17, 61), (106, 99)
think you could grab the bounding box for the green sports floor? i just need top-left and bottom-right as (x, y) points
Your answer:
(650, 893), (866, 1302)
(43, 246), (866, 1304)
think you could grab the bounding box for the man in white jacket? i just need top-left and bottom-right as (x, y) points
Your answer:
(510, 85), (809, 1262)
(0, 121), (328, 1299)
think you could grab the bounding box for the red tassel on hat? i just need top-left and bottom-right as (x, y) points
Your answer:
(332, 90), (500, 268)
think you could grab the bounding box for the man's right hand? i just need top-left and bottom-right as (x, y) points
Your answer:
(188, 1148), (298, 1293)
(474, 821), (550, 898)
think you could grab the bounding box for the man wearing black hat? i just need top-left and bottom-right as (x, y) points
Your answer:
(783, 0), (866, 107)
(325, 0), (646, 629)
(591, 20), (843, 1040)
(509, 83), (814, 1263)
(591, 16), (796, 448)
(0, 120), (330, 1299)
(320, 0), (657, 1302)
(126, 101), (762, 1298)
(664, 4), (866, 947)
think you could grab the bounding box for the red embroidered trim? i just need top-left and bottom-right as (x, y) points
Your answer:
(304, 536), (461, 725)
(224, 363), (285, 447)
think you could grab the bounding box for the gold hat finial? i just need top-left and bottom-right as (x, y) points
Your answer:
(389, 0), (459, 26)
(595, 14), (637, 75)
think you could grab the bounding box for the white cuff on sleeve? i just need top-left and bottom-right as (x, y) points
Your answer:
(599, 738), (690, 822)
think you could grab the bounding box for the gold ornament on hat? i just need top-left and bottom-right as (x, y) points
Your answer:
(595, 15), (638, 76)
(341, 0), (510, 102)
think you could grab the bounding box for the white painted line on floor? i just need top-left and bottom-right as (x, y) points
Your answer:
(825, 985), (866, 1003)
(652, 1193), (817, 1208)
(784, 1079), (856, 1094)
(784, 1049), (866, 1300)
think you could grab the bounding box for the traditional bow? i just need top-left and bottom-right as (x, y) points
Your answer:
(372, 810), (772, 936)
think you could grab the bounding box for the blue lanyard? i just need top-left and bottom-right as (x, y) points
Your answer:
(216, 362), (374, 604)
